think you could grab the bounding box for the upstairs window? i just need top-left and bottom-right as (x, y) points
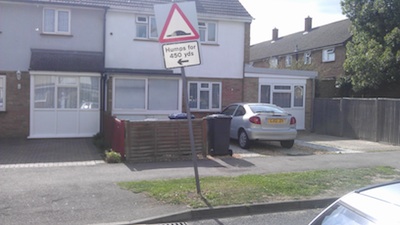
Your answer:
(43, 8), (71, 34)
(0, 76), (5, 111)
(198, 21), (217, 43)
(304, 52), (312, 64)
(269, 57), (278, 68)
(322, 48), (335, 62)
(136, 16), (158, 39)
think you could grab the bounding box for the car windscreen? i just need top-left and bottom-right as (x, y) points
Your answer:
(310, 203), (374, 225)
(249, 105), (285, 114)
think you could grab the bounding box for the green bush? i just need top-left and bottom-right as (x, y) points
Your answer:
(105, 150), (122, 163)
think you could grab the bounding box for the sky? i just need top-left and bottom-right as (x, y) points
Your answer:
(238, 0), (348, 45)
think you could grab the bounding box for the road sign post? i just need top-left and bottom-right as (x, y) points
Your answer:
(155, 2), (202, 194)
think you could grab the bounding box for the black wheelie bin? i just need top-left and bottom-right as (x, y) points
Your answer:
(206, 114), (232, 156)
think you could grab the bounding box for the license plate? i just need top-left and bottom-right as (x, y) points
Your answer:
(268, 118), (285, 124)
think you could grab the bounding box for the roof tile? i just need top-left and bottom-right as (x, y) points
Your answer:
(250, 19), (352, 61)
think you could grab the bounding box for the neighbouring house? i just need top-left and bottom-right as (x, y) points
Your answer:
(0, 0), (252, 138)
(103, 0), (252, 121)
(249, 17), (352, 98)
(0, 0), (106, 138)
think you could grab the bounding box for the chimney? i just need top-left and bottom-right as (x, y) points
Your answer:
(305, 16), (312, 32)
(272, 28), (278, 41)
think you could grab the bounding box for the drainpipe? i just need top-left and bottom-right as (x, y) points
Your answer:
(100, 7), (109, 134)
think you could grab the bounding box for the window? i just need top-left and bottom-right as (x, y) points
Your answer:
(304, 52), (312, 64)
(310, 204), (373, 225)
(136, 16), (158, 39)
(269, 57), (278, 68)
(234, 106), (246, 116)
(273, 85), (291, 108)
(260, 85), (271, 103)
(285, 55), (292, 67)
(189, 82), (221, 111)
(43, 8), (70, 34)
(114, 78), (179, 111)
(34, 75), (100, 109)
(322, 48), (335, 62)
(221, 105), (237, 116)
(294, 85), (304, 107)
(0, 76), (5, 111)
(198, 21), (217, 43)
(259, 84), (304, 108)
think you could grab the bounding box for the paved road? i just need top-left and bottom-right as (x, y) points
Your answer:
(1, 133), (400, 225)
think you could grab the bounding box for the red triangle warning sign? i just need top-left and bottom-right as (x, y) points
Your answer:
(159, 3), (200, 43)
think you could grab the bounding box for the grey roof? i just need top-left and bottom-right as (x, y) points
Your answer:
(6, 0), (252, 20)
(30, 49), (104, 72)
(250, 19), (352, 62)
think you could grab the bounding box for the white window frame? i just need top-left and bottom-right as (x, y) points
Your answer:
(269, 57), (278, 68)
(135, 15), (158, 39)
(322, 48), (335, 62)
(304, 51), (312, 64)
(285, 55), (292, 67)
(32, 74), (100, 110)
(112, 77), (182, 114)
(0, 75), (6, 111)
(188, 81), (221, 111)
(198, 21), (217, 43)
(259, 84), (305, 109)
(43, 8), (71, 35)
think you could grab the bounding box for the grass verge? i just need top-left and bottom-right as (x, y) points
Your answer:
(118, 166), (400, 208)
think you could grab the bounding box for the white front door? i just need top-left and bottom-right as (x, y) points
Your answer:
(29, 72), (100, 138)
(259, 79), (307, 130)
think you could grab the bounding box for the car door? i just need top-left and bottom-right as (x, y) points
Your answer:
(221, 104), (238, 138)
(231, 105), (246, 139)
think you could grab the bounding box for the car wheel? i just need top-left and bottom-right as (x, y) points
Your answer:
(238, 130), (250, 149)
(280, 140), (294, 148)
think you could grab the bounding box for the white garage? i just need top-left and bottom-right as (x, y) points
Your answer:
(245, 66), (317, 130)
(29, 71), (101, 138)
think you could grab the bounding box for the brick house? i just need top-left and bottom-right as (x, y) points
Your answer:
(249, 17), (352, 98)
(0, 0), (252, 138)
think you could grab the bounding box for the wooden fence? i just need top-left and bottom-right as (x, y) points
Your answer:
(104, 115), (125, 156)
(313, 98), (400, 145)
(124, 119), (207, 162)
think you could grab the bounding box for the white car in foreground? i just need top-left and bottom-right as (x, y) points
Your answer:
(309, 180), (400, 225)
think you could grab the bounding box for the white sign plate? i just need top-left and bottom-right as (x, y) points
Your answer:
(162, 41), (201, 69)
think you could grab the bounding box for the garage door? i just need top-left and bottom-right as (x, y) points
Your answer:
(29, 72), (100, 138)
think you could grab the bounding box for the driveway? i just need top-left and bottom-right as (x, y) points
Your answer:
(0, 138), (104, 168)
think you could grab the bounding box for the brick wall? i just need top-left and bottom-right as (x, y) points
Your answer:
(244, 22), (251, 64)
(243, 77), (258, 102)
(0, 71), (30, 138)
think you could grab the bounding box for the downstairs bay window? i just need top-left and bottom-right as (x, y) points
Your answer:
(113, 77), (180, 113)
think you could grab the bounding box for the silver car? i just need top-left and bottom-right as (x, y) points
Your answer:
(309, 180), (400, 225)
(221, 103), (297, 149)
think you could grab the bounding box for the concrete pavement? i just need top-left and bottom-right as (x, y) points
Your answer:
(1, 133), (400, 225)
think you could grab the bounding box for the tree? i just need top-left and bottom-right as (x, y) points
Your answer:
(341, 0), (400, 92)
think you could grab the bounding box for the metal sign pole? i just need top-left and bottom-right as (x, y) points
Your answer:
(181, 67), (201, 194)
